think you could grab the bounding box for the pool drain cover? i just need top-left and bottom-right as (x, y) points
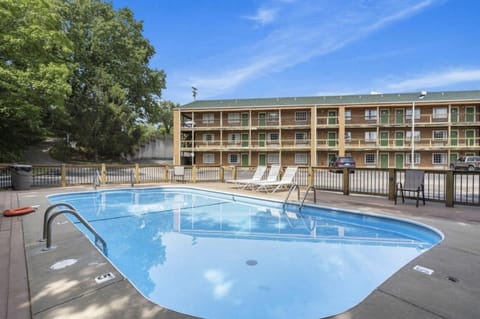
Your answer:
(246, 259), (258, 266)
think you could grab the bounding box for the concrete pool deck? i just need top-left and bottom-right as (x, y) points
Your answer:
(1, 184), (479, 319)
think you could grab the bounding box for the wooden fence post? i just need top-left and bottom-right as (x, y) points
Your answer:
(388, 169), (396, 200)
(342, 168), (350, 195)
(445, 170), (454, 207)
(61, 164), (66, 187)
(101, 163), (106, 184)
(134, 164), (140, 184)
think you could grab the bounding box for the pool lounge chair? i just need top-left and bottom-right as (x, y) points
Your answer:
(253, 166), (298, 193)
(243, 164), (281, 189)
(394, 169), (426, 207)
(225, 166), (267, 188)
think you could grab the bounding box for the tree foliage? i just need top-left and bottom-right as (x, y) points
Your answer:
(154, 100), (178, 135)
(60, 0), (166, 160)
(0, 0), (71, 161)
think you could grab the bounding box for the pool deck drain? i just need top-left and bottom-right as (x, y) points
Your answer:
(1, 183), (480, 319)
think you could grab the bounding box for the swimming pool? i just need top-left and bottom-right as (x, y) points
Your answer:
(48, 187), (442, 319)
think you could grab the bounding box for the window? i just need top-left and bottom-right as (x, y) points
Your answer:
(405, 109), (420, 121)
(228, 154), (240, 164)
(267, 153), (279, 164)
(228, 112), (240, 124)
(365, 153), (376, 164)
(295, 132), (307, 144)
(365, 131), (377, 142)
(433, 130), (447, 141)
(433, 107), (448, 120)
(268, 132), (279, 143)
(405, 131), (421, 141)
(267, 112), (279, 124)
(364, 109), (377, 121)
(228, 133), (241, 144)
(345, 132), (352, 142)
(203, 153), (215, 164)
(345, 110), (352, 121)
(203, 133), (214, 144)
(295, 153), (308, 165)
(202, 113), (214, 124)
(295, 111), (308, 122)
(406, 153), (420, 165)
(432, 153), (447, 164)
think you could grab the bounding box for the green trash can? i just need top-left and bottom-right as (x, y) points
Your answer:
(10, 164), (33, 190)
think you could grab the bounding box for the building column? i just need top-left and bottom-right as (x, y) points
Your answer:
(338, 106), (345, 156)
(173, 109), (181, 165)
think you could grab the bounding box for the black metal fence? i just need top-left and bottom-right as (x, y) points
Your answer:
(0, 164), (478, 206)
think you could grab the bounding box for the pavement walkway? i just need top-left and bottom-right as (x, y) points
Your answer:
(1, 184), (479, 319)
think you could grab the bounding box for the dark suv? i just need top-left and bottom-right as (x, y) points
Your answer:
(450, 156), (480, 171)
(329, 156), (356, 172)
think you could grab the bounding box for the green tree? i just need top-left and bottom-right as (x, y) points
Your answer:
(154, 100), (177, 134)
(60, 0), (165, 160)
(0, 0), (71, 161)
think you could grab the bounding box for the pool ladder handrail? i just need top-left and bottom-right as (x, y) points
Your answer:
(130, 168), (135, 187)
(283, 183), (300, 211)
(283, 184), (317, 212)
(299, 185), (317, 211)
(93, 169), (102, 190)
(42, 204), (107, 255)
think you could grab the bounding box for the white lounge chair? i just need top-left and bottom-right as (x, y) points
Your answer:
(243, 164), (281, 189)
(225, 166), (267, 188)
(253, 166), (298, 193)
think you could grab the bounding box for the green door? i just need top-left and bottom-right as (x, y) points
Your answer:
(328, 132), (337, 147)
(258, 154), (266, 165)
(380, 131), (389, 147)
(450, 153), (458, 166)
(258, 133), (266, 147)
(466, 130), (475, 146)
(241, 154), (249, 166)
(395, 131), (404, 147)
(380, 110), (389, 124)
(328, 111), (337, 125)
(395, 153), (404, 169)
(466, 107), (475, 122)
(380, 153), (389, 168)
(451, 108), (458, 123)
(395, 109), (404, 124)
(450, 130), (458, 146)
(259, 113), (266, 126)
(241, 113), (249, 126)
(241, 133), (249, 147)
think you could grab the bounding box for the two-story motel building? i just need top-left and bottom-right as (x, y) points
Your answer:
(173, 90), (480, 169)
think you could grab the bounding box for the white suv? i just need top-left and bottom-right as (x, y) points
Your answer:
(450, 156), (480, 171)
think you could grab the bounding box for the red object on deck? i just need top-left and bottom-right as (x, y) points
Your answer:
(2, 207), (36, 217)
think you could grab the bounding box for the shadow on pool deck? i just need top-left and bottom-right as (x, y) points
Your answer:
(1, 183), (479, 319)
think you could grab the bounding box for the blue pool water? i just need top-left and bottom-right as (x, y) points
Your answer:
(48, 187), (442, 319)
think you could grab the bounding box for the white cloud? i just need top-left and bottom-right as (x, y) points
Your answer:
(388, 69), (480, 90)
(204, 269), (234, 299)
(245, 7), (277, 25)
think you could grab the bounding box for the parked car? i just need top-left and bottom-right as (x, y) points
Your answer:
(329, 156), (356, 172)
(450, 156), (480, 171)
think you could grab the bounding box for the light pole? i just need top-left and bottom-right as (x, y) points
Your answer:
(411, 91), (427, 168)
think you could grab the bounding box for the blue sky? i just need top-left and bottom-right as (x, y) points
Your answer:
(111, 0), (480, 104)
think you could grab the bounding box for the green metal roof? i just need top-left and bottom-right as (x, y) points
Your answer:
(180, 90), (480, 109)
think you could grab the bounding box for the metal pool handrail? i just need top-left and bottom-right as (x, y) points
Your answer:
(43, 207), (108, 256)
(41, 202), (77, 241)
